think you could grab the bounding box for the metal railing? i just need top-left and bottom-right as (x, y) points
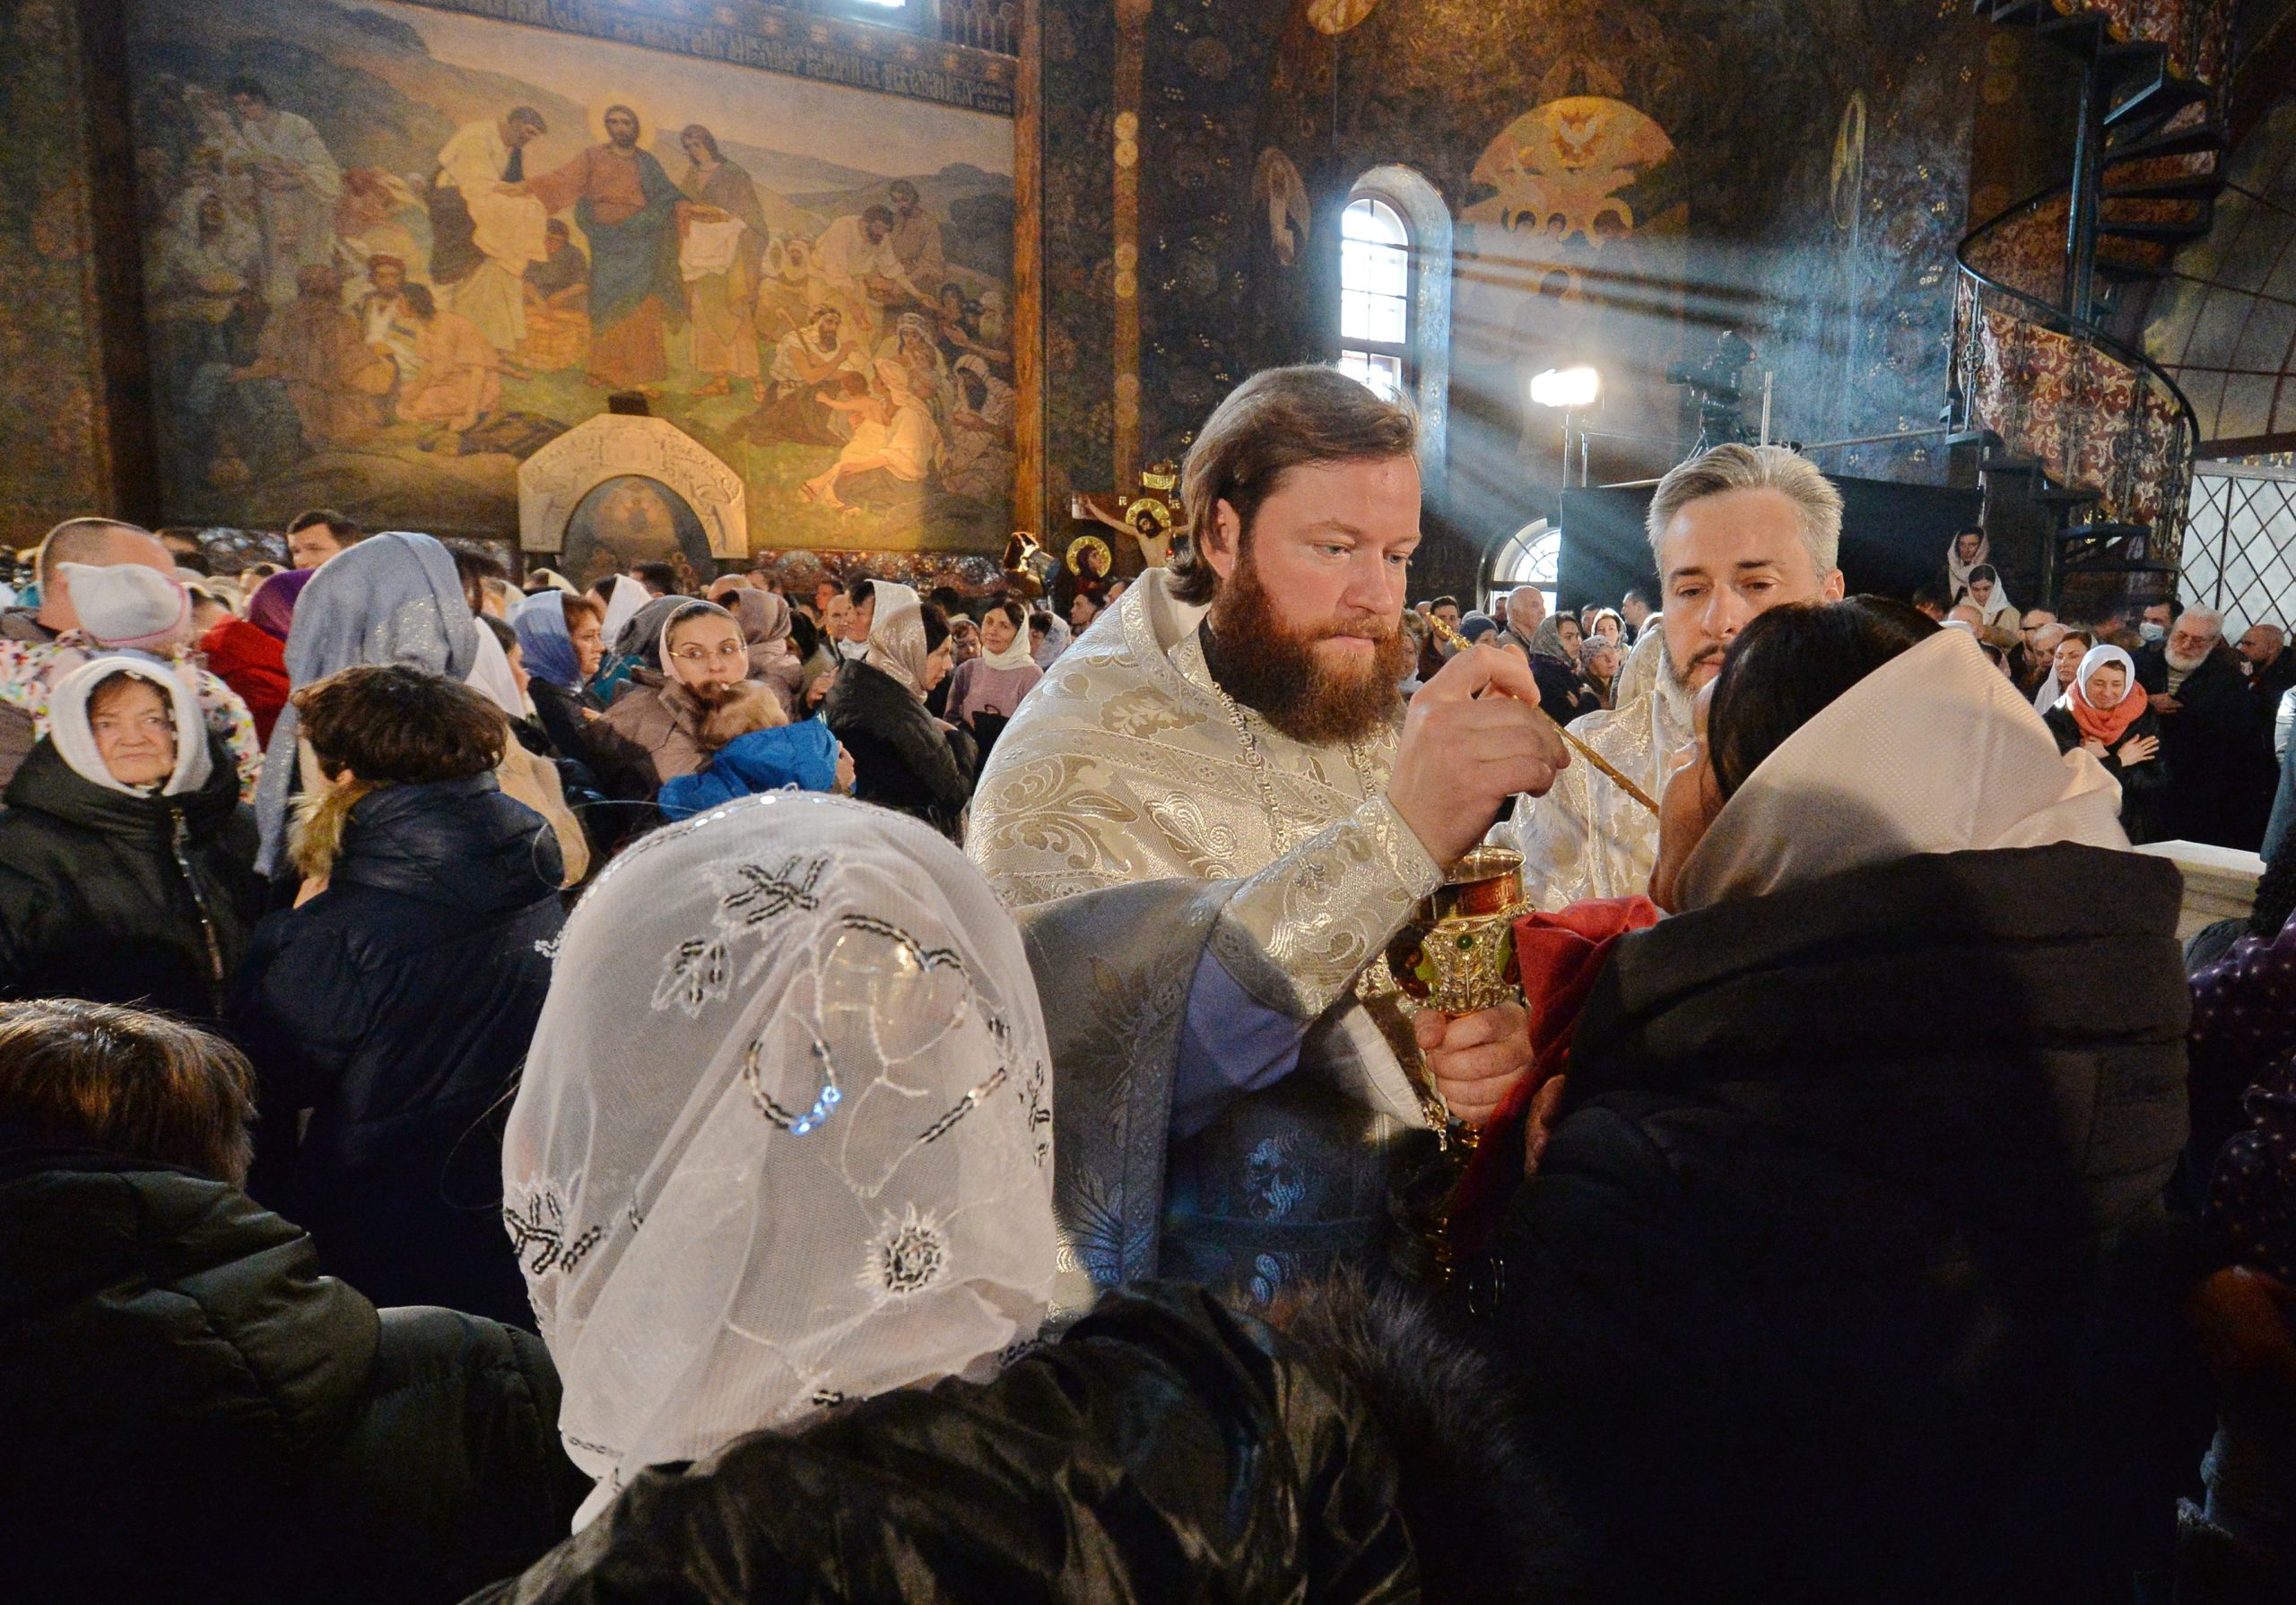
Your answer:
(2039, 0), (2231, 85)
(1952, 186), (2202, 568)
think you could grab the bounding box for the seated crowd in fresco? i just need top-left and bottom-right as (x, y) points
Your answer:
(135, 74), (1015, 516)
(6, 368), (2296, 1605)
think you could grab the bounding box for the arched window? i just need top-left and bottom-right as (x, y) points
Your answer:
(1335, 167), (1452, 493)
(1487, 517), (1560, 615)
(1339, 196), (1412, 402)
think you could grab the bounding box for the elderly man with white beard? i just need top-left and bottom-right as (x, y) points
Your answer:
(2135, 603), (2257, 846)
(970, 365), (1568, 1303)
(1500, 443), (1848, 914)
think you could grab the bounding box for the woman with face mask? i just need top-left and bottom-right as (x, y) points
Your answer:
(0, 657), (262, 1021)
(822, 582), (976, 838)
(1463, 602), (2190, 1605)
(2040, 643), (2168, 842)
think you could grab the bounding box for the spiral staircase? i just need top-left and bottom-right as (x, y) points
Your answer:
(1952, 0), (2239, 609)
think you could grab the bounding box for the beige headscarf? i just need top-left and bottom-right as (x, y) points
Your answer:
(1676, 629), (2127, 912)
(860, 580), (932, 702)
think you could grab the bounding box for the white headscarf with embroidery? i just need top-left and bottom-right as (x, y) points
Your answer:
(503, 792), (1057, 1530)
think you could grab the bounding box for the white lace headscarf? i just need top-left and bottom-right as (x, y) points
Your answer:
(503, 792), (1057, 1530)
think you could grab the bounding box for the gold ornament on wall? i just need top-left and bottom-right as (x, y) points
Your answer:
(1307, 0), (1381, 36)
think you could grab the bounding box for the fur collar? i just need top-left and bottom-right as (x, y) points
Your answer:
(288, 777), (389, 881)
(1267, 1273), (1590, 1605)
(656, 677), (784, 750)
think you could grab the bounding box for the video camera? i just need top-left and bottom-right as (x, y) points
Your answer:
(1668, 328), (1756, 447)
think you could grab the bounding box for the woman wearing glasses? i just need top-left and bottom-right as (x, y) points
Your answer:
(590, 599), (756, 802)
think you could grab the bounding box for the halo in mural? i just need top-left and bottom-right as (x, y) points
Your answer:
(1252, 148), (1310, 268)
(586, 95), (658, 145)
(1831, 91), (1868, 237)
(1306, 0), (1381, 37)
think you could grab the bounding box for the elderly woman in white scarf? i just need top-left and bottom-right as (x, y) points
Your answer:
(822, 581), (975, 838)
(0, 657), (263, 1022)
(474, 794), (1566, 1604)
(1459, 599), (2192, 1602)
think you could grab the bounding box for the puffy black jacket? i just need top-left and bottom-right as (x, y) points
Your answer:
(0, 733), (263, 1020)
(1464, 845), (2200, 1604)
(823, 658), (975, 838)
(231, 774), (564, 1329)
(0, 1147), (588, 1603)
(469, 1280), (1583, 1605)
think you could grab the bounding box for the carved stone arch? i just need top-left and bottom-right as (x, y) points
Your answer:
(518, 413), (748, 560)
(1350, 163), (1453, 493)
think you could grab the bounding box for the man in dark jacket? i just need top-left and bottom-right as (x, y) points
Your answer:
(0, 999), (587, 1604)
(232, 665), (565, 1329)
(2138, 606), (2259, 847)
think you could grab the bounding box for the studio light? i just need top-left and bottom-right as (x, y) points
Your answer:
(1529, 365), (1601, 410)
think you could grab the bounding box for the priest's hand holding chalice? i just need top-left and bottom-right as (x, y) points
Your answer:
(1384, 639), (1565, 1135)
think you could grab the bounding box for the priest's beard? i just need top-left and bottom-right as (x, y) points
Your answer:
(1204, 555), (1409, 746)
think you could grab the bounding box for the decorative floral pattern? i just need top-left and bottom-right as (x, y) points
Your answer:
(865, 1203), (950, 1297)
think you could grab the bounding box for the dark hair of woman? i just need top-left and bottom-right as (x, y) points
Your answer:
(86, 669), (172, 724)
(920, 602), (951, 654)
(787, 610), (821, 664)
(992, 598), (1028, 631)
(0, 1000), (257, 1183)
(1706, 597), (1940, 800)
(295, 664), (508, 785)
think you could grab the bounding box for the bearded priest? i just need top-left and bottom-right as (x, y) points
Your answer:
(970, 366), (1566, 1305)
(1502, 442), (1848, 910)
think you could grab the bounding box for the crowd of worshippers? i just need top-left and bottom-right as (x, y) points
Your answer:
(5, 365), (2296, 1605)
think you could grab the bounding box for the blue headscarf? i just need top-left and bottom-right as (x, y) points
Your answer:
(512, 589), (583, 692)
(255, 531), (477, 874)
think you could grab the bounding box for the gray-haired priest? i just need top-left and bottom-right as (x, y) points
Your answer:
(970, 366), (1565, 1305)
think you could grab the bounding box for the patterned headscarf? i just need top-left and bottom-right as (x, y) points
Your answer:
(502, 794), (1057, 1529)
(860, 580), (932, 702)
(256, 531), (475, 873)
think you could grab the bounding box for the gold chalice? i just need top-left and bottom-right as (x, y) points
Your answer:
(1385, 846), (1528, 1016)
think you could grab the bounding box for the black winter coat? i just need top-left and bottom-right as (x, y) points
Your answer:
(231, 774), (564, 1329)
(527, 677), (605, 768)
(1465, 845), (2200, 1605)
(0, 733), (262, 1020)
(0, 1147), (587, 1603)
(2136, 642), (2255, 846)
(469, 1280), (1583, 1605)
(823, 657), (976, 838)
(2044, 703), (2171, 843)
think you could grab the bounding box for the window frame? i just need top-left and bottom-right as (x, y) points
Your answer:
(1339, 194), (1415, 399)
